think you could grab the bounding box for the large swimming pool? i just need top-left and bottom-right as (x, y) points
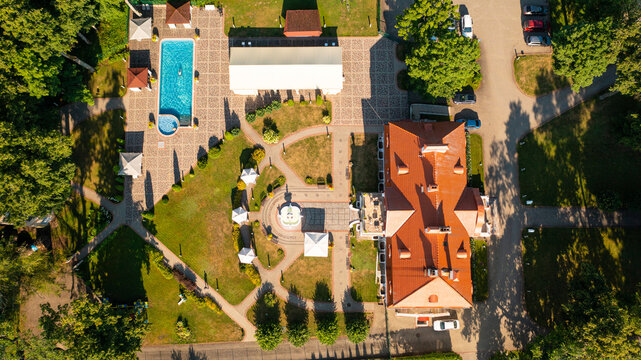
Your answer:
(159, 39), (194, 134)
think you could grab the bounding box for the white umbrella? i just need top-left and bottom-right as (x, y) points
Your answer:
(238, 247), (256, 264)
(129, 17), (152, 41)
(304, 232), (329, 257)
(119, 153), (143, 179)
(232, 207), (248, 224)
(240, 168), (258, 185)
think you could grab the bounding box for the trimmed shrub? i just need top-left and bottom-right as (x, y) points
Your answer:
(256, 108), (266, 117)
(316, 313), (339, 345)
(316, 94), (323, 105)
(264, 104), (273, 114)
(322, 115), (331, 124)
(142, 211), (154, 220)
(231, 127), (241, 136)
(277, 248), (284, 256)
(253, 220), (260, 228)
(305, 176), (315, 185)
(252, 147), (265, 164)
(232, 224), (241, 252)
(271, 100), (282, 110)
(175, 320), (192, 341)
(287, 99), (295, 106)
(300, 100), (308, 106)
(263, 129), (280, 144)
(287, 321), (310, 347)
(345, 312), (370, 344)
(256, 321), (283, 351)
(188, 168), (195, 178)
(237, 179), (247, 190)
(224, 131), (234, 140)
(210, 146), (222, 159)
(245, 264), (261, 286)
(161, 195), (169, 204)
(246, 112), (256, 123)
(204, 296), (223, 314)
(148, 246), (173, 279)
(197, 154), (208, 169)
(275, 175), (286, 186)
(172, 183), (182, 192)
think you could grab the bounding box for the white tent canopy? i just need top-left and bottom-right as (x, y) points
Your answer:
(229, 47), (343, 95)
(240, 168), (258, 185)
(129, 17), (152, 41)
(304, 232), (329, 257)
(232, 207), (248, 224)
(119, 153), (143, 178)
(238, 247), (256, 264)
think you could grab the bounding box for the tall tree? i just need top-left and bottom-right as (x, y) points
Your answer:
(613, 18), (641, 96)
(39, 297), (148, 360)
(0, 122), (74, 224)
(396, 0), (481, 99)
(552, 19), (619, 91)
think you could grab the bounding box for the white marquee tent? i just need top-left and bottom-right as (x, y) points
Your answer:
(240, 168), (258, 185)
(232, 207), (248, 224)
(129, 17), (152, 41)
(118, 153), (143, 179)
(304, 232), (329, 257)
(238, 247), (256, 264)
(229, 47), (343, 95)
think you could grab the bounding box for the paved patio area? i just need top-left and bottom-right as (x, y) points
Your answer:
(125, 6), (407, 209)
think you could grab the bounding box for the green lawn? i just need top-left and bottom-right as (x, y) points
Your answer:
(250, 101), (330, 141)
(523, 227), (641, 327)
(223, 0), (378, 37)
(51, 194), (111, 256)
(468, 133), (484, 193)
(471, 239), (488, 302)
(72, 109), (125, 201)
(248, 166), (284, 212)
(80, 226), (243, 344)
(518, 95), (641, 209)
(282, 253), (333, 301)
(349, 238), (378, 302)
(513, 55), (570, 96)
(252, 223), (284, 268)
(146, 134), (258, 304)
(89, 59), (127, 98)
(283, 135), (332, 184)
(350, 134), (379, 192)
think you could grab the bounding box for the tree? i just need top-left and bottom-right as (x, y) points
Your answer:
(286, 321), (310, 347)
(396, 0), (481, 99)
(315, 312), (339, 345)
(0, 122), (74, 225)
(552, 19), (618, 91)
(613, 18), (641, 96)
(255, 321), (283, 351)
(345, 312), (370, 344)
(619, 113), (641, 152)
(251, 148), (266, 164)
(39, 297), (148, 360)
(263, 129), (280, 144)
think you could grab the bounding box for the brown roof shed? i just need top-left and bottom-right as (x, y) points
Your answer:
(127, 67), (148, 88)
(284, 10), (322, 37)
(166, 1), (190, 24)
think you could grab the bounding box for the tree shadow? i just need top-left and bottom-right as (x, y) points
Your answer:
(350, 133), (379, 192)
(252, 290), (281, 325)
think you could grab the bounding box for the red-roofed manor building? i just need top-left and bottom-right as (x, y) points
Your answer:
(383, 121), (491, 312)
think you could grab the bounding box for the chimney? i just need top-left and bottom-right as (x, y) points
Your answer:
(427, 184), (439, 192)
(454, 164), (464, 174)
(426, 226), (451, 234)
(399, 248), (411, 259)
(397, 164), (409, 175)
(456, 248), (468, 259)
(421, 144), (449, 154)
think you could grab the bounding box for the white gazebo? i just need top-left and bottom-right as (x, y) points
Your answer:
(304, 232), (329, 257)
(118, 153), (143, 179)
(240, 168), (258, 185)
(238, 247), (256, 264)
(129, 17), (152, 41)
(232, 207), (248, 224)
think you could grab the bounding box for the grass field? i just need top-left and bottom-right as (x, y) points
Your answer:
(282, 253), (333, 300)
(350, 134), (379, 192)
(248, 166), (284, 212)
(146, 134), (258, 304)
(283, 135), (332, 184)
(468, 134), (485, 193)
(80, 226), (243, 344)
(51, 194), (111, 256)
(518, 95), (641, 209)
(252, 223), (284, 268)
(471, 239), (488, 302)
(523, 227), (641, 327)
(89, 59), (127, 98)
(513, 55), (570, 96)
(349, 238), (378, 302)
(250, 101), (330, 141)
(222, 0), (378, 37)
(72, 109), (125, 201)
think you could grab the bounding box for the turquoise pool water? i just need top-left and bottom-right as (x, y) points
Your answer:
(158, 115), (179, 136)
(159, 39), (194, 127)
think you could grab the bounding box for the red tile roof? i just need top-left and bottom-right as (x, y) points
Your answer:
(127, 67), (148, 88)
(166, 1), (190, 24)
(284, 10), (322, 37)
(384, 121), (477, 309)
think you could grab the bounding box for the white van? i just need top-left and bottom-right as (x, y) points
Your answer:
(461, 15), (473, 39)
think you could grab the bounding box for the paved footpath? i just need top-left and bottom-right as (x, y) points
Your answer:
(60, 97), (125, 135)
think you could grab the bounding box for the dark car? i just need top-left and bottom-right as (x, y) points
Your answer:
(526, 35), (551, 46)
(453, 92), (476, 104)
(523, 4), (549, 16)
(523, 19), (548, 32)
(455, 118), (481, 130)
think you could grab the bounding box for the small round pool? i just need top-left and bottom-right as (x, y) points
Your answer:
(158, 115), (179, 136)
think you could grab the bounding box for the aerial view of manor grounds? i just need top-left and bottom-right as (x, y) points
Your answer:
(2, 0), (641, 359)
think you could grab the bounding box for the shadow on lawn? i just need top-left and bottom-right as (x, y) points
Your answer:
(350, 133), (379, 193)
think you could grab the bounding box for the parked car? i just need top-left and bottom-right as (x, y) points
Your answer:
(523, 19), (548, 32)
(455, 118), (481, 130)
(523, 4), (549, 16)
(526, 35), (551, 46)
(461, 15), (473, 38)
(433, 320), (460, 331)
(453, 92), (476, 104)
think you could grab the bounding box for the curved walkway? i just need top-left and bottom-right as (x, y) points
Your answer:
(60, 97), (125, 135)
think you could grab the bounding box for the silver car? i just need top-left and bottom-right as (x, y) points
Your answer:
(526, 35), (550, 46)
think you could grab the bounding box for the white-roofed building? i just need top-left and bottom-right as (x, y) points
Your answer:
(238, 247), (256, 264)
(240, 168), (258, 185)
(129, 17), (152, 41)
(304, 232), (329, 257)
(119, 153), (143, 179)
(229, 47), (343, 96)
(232, 207), (248, 224)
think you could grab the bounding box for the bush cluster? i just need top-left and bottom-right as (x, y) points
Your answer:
(275, 175), (286, 187)
(197, 153), (208, 169)
(210, 146), (222, 159)
(287, 99), (295, 106)
(204, 296), (223, 314)
(305, 176), (315, 185)
(316, 94), (324, 105)
(181, 286), (207, 308)
(231, 127), (241, 136)
(237, 179), (247, 190)
(148, 246), (173, 280)
(172, 183), (182, 192)
(232, 224), (241, 252)
(142, 211), (154, 220)
(246, 112), (256, 123)
(322, 115), (331, 124)
(244, 264), (261, 286)
(175, 320), (192, 341)
(263, 129), (280, 144)
(251, 148), (265, 164)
